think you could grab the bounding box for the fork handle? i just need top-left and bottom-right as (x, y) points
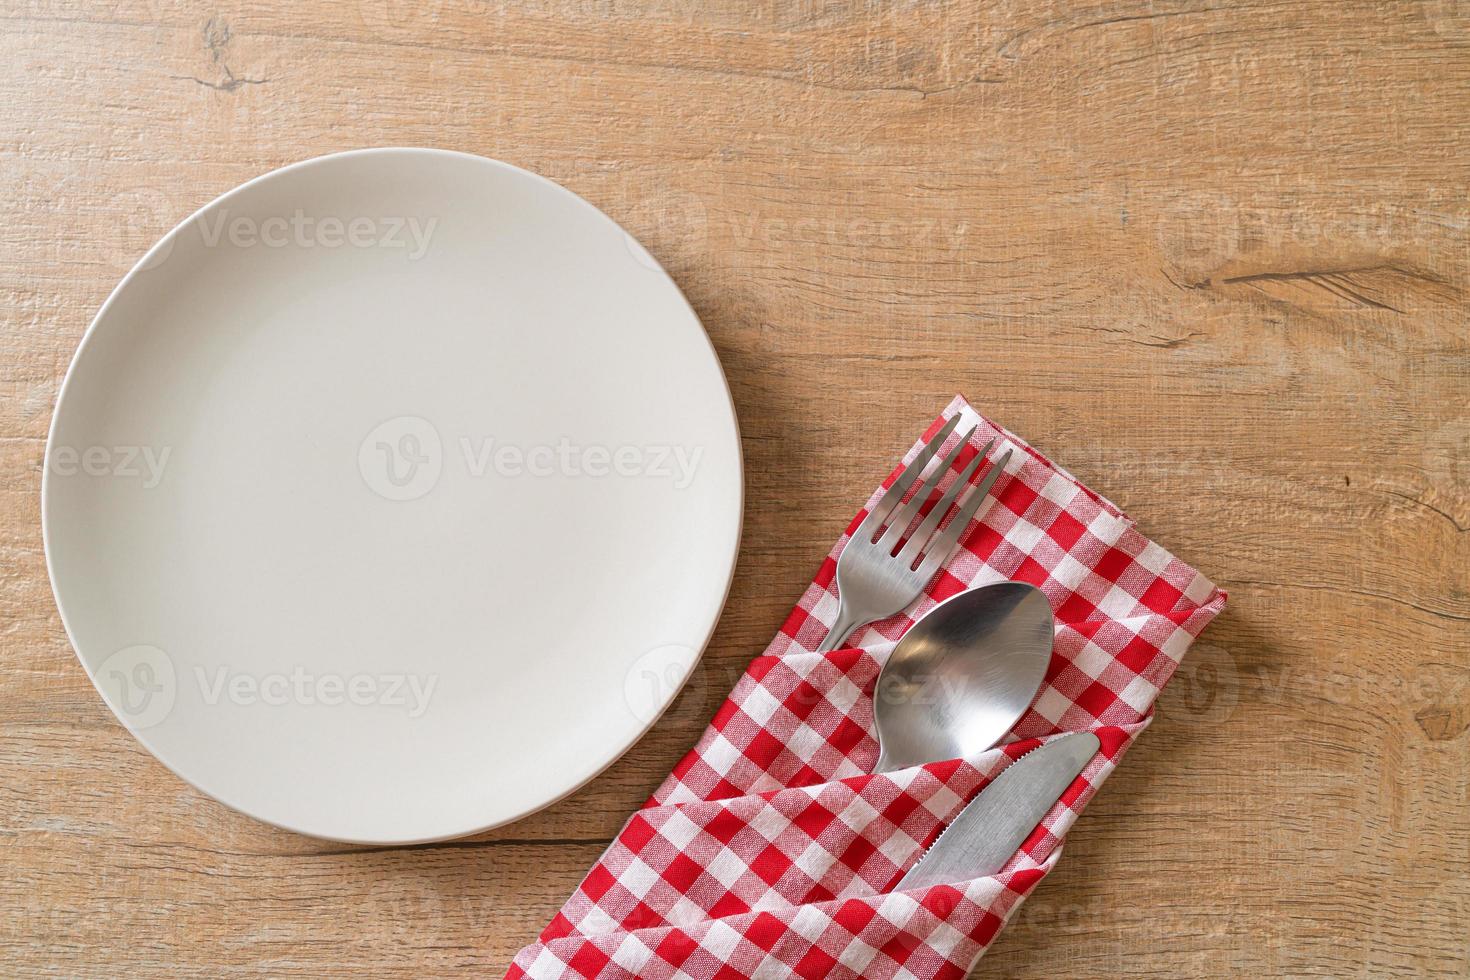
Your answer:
(814, 607), (864, 653)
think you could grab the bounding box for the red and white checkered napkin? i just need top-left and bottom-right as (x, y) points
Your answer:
(509, 396), (1226, 980)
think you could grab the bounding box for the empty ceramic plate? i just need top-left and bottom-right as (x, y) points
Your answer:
(43, 148), (743, 843)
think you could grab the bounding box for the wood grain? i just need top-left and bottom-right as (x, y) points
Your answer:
(2, 1), (1466, 976)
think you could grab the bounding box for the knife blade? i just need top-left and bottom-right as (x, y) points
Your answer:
(895, 731), (1100, 890)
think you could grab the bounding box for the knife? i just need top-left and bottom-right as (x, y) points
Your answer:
(895, 731), (1100, 889)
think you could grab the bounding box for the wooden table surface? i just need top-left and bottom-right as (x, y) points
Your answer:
(3, 1), (1467, 976)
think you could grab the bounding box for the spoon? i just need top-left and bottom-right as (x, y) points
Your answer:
(872, 581), (1054, 774)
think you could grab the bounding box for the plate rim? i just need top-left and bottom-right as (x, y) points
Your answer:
(41, 146), (745, 844)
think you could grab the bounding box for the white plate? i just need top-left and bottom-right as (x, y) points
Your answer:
(43, 149), (742, 844)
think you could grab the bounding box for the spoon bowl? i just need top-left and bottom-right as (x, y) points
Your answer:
(872, 582), (1054, 773)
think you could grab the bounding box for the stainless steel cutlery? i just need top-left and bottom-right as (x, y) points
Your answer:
(816, 414), (1013, 653)
(870, 582), (1053, 774)
(807, 418), (1095, 894)
(895, 731), (1100, 889)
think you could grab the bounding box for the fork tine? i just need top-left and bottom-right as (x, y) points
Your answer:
(896, 438), (994, 567)
(915, 448), (1014, 579)
(877, 426), (978, 553)
(855, 414), (961, 541)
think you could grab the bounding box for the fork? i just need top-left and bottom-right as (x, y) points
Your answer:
(815, 415), (1014, 653)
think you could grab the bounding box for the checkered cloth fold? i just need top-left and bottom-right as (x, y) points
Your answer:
(509, 396), (1225, 979)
